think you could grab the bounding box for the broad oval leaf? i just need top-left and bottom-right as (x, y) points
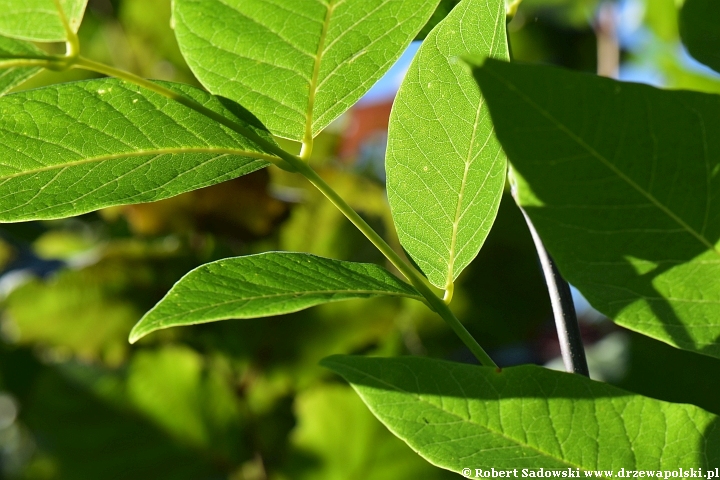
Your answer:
(129, 252), (422, 343)
(386, 0), (509, 290)
(472, 59), (720, 359)
(680, 0), (720, 74)
(172, 0), (441, 141)
(0, 78), (278, 221)
(0, 0), (88, 42)
(0, 36), (45, 95)
(322, 355), (720, 471)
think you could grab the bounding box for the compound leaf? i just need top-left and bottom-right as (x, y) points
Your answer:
(0, 0), (88, 42)
(472, 59), (720, 359)
(322, 355), (720, 473)
(0, 78), (277, 221)
(172, 0), (440, 142)
(0, 36), (45, 95)
(386, 0), (508, 290)
(680, 0), (720, 74)
(129, 252), (422, 343)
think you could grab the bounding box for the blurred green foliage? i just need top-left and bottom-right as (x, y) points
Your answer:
(1, 0), (720, 478)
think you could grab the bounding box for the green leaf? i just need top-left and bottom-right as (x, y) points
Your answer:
(0, 0), (88, 42)
(127, 346), (245, 457)
(680, 0), (720, 74)
(172, 0), (441, 142)
(0, 77), (277, 222)
(0, 36), (45, 95)
(129, 252), (422, 343)
(288, 384), (455, 479)
(15, 355), (232, 479)
(386, 0), (508, 290)
(322, 355), (720, 472)
(471, 59), (720, 358)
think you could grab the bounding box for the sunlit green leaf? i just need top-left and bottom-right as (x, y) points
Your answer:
(0, 78), (277, 222)
(680, 0), (720, 74)
(172, 0), (440, 141)
(322, 355), (720, 472)
(0, 0), (88, 42)
(129, 252), (422, 343)
(472, 59), (720, 358)
(386, 0), (508, 290)
(0, 36), (45, 95)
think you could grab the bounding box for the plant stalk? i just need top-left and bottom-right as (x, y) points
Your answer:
(505, 11), (587, 376)
(514, 190), (589, 376)
(71, 57), (497, 367)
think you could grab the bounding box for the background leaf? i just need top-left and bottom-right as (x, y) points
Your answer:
(0, 0), (88, 42)
(172, 0), (441, 141)
(286, 384), (455, 479)
(130, 252), (422, 343)
(680, 0), (720, 74)
(0, 36), (44, 95)
(386, 0), (508, 289)
(472, 59), (720, 359)
(0, 77), (276, 222)
(322, 355), (720, 472)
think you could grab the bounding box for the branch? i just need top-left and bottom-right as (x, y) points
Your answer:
(514, 193), (589, 376)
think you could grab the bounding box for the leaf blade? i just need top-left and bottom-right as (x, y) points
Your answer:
(386, 0), (509, 289)
(129, 252), (422, 343)
(0, 0), (88, 42)
(680, 0), (720, 74)
(322, 355), (720, 472)
(471, 59), (720, 358)
(0, 36), (45, 95)
(172, 0), (441, 141)
(0, 78), (277, 221)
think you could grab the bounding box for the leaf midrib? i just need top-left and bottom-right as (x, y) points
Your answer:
(0, 147), (278, 181)
(148, 287), (424, 322)
(331, 361), (610, 476)
(489, 69), (720, 257)
(303, 0), (335, 144)
(447, 6), (504, 287)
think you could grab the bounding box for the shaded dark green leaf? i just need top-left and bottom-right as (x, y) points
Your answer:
(472, 59), (720, 359)
(680, 0), (720, 74)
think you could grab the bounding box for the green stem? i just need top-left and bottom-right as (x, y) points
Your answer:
(52, 0), (80, 60)
(0, 58), (55, 69)
(293, 164), (496, 366)
(71, 57), (497, 368)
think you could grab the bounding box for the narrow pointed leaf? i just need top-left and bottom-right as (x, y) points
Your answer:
(386, 0), (508, 289)
(172, 0), (441, 141)
(0, 36), (45, 95)
(129, 252), (422, 343)
(680, 0), (720, 74)
(0, 0), (88, 42)
(0, 78), (277, 221)
(472, 59), (720, 358)
(322, 355), (720, 472)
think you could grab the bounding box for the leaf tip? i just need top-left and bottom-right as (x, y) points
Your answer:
(319, 354), (346, 372)
(128, 323), (147, 344)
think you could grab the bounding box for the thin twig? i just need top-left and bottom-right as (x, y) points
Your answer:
(513, 190), (589, 376)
